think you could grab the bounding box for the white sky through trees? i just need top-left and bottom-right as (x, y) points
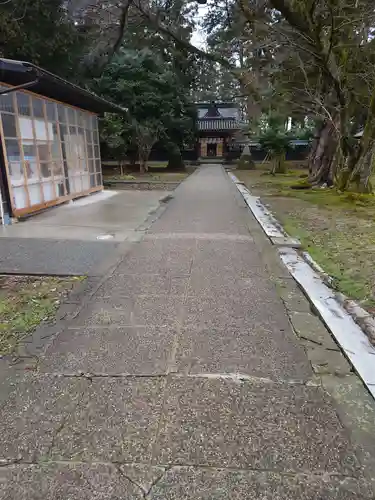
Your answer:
(191, 3), (208, 48)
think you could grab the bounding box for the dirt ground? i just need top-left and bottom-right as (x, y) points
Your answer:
(236, 167), (375, 312)
(0, 276), (83, 355)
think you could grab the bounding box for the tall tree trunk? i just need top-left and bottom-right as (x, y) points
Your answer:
(308, 120), (337, 185)
(354, 143), (374, 193)
(344, 89), (375, 193)
(308, 123), (325, 175)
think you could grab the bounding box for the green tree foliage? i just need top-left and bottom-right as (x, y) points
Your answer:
(96, 48), (197, 172)
(0, 0), (85, 79)
(258, 116), (293, 174)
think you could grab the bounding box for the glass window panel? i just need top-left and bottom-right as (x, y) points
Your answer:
(1, 113), (17, 137)
(0, 92), (14, 113)
(19, 116), (34, 140)
(40, 162), (52, 179)
(93, 129), (99, 145)
(86, 130), (93, 144)
(69, 125), (77, 135)
(23, 142), (39, 180)
(90, 173), (96, 188)
(5, 139), (20, 161)
(81, 158), (88, 172)
(12, 186), (28, 209)
(51, 160), (63, 177)
(87, 144), (94, 159)
(16, 92), (31, 116)
(51, 142), (62, 160)
(60, 124), (68, 139)
(32, 97), (44, 118)
(34, 119), (47, 140)
(8, 161), (23, 184)
(23, 142), (36, 159)
(56, 179), (66, 197)
(88, 159), (95, 174)
(95, 159), (101, 173)
(67, 107), (76, 125)
(82, 172), (90, 191)
(46, 102), (56, 121)
(42, 182), (55, 202)
(58, 104), (67, 123)
(96, 172), (102, 186)
(76, 112), (82, 127)
(94, 145), (100, 158)
(37, 143), (50, 162)
(28, 183), (43, 206)
(70, 175), (82, 194)
(83, 114), (91, 129)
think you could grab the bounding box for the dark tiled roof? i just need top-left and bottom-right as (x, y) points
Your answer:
(198, 118), (241, 131)
(0, 58), (125, 114)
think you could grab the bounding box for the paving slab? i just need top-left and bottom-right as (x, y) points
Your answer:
(0, 237), (119, 276)
(116, 239), (195, 276)
(0, 191), (166, 276)
(0, 374), (85, 461)
(71, 297), (135, 327)
(40, 326), (177, 375)
(1, 165), (374, 499)
(175, 327), (311, 381)
(150, 467), (373, 499)
(49, 377), (164, 462)
(154, 378), (359, 474)
(183, 294), (293, 333)
(96, 273), (188, 297)
(0, 463), (143, 500)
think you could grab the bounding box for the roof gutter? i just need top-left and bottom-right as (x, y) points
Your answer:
(0, 67), (40, 96)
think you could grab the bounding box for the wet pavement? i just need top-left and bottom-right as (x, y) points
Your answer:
(0, 190), (167, 275)
(1, 166), (375, 499)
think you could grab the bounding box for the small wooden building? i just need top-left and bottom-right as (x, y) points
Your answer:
(0, 58), (123, 222)
(196, 101), (243, 159)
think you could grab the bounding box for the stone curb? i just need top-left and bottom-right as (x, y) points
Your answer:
(227, 170), (375, 399)
(300, 251), (375, 346)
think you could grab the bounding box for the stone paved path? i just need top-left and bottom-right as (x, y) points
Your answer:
(1, 166), (375, 498)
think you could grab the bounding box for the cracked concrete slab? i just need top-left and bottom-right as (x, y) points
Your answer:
(274, 277), (312, 312)
(154, 378), (360, 474)
(288, 311), (339, 350)
(119, 464), (168, 496)
(0, 374), (85, 461)
(1, 165), (375, 499)
(0, 463), (143, 499)
(50, 377), (165, 462)
(307, 347), (352, 376)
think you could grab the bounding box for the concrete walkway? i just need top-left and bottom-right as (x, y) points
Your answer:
(0, 190), (166, 276)
(1, 166), (374, 498)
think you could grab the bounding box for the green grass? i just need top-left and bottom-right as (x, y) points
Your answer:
(237, 167), (375, 311)
(0, 276), (84, 355)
